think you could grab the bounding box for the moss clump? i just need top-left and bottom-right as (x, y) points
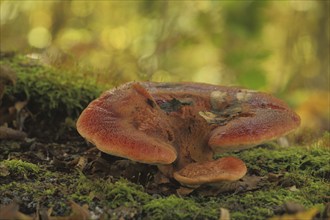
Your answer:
(213, 143), (330, 219)
(218, 144), (330, 179)
(1, 159), (40, 177)
(218, 184), (327, 220)
(101, 179), (151, 207)
(2, 54), (102, 118)
(70, 174), (152, 207)
(1, 143), (329, 219)
(63, 174), (222, 219)
(1, 53), (104, 139)
(143, 195), (219, 220)
(0, 168), (77, 215)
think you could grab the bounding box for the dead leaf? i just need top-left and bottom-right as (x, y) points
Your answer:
(15, 101), (28, 113)
(288, 185), (299, 192)
(14, 100), (29, 130)
(35, 201), (53, 220)
(68, 201), (90, 220)
(0, 125), (27, 140)
(153, 172), (171, 185)
(48, 201), (90, 220)
(283, 202), (305, 214)
(75, 156), (88, 171)
(0, 162), (10, 176)
(0, 201), (33, 220)
(219, 207), (230, 220)
(267, 173), (283, 183)
(239, 175), (264, 191)
(0, 106), (16, 126)
(176, 186), (196, 196)
(269, 207), (319, 220)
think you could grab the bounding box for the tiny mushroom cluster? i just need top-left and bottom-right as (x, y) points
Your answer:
(77, 82), (300, 187)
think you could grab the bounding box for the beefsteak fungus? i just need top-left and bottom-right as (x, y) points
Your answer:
(77, 82), (300, 186)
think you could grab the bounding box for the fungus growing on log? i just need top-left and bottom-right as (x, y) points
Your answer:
(76, 82), (300, 186)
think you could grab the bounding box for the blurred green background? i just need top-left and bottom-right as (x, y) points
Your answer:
(0, 1), (329, 134)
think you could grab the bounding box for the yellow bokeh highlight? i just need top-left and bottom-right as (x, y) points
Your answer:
(192, 65), (223, 84)
(28, 27), (52, 48)
(101, 26), (131, 50)
(57, 28), (91, 51)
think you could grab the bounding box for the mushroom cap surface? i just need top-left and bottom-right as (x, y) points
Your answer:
(77, 82), (177, 164)
(173, 157), (247, 186)
(208, 92), (301, 153)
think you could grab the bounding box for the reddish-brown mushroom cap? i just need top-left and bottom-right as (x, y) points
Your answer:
(77, 81), (301, 186)
(76, 82), (177, 164)
(173, 157), (247, 186)
(208, 92), (301, 153)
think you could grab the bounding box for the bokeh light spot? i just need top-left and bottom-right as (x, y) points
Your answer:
(28, 27), (52, 48)
(58, 28), (91, 51)
(101, 26), (130, 50)
(192, 66), (222, 84)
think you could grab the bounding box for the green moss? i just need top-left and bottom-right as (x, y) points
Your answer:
(102, 179), (151, 207)
(70, 174), (152, 207)
(219, 187), (323, 220)
(1, 159), (40, 177)
(210, 143), (329, 219)
(143, 195), (219, 220)
(1, 54), (104, 138)
(218, 144), (330, 179)
(1, 144), (328, 219)
(1, 181), (55, 199)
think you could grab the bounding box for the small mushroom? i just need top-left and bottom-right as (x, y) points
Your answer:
(77, 82), (300, 186)
(173, 157), (247, 186)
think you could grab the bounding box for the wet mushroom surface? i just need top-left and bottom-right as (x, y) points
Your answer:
(76, 82), (301, 187)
